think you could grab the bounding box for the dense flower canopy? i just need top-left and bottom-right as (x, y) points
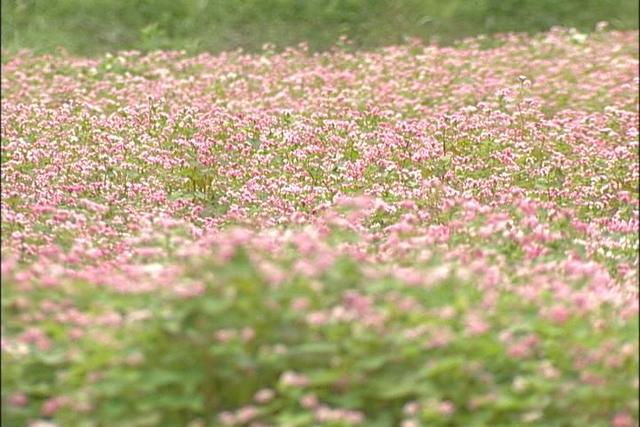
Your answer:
(1, 28), (638, 427)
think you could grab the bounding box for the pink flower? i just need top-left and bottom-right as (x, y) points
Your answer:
(306, 311), (329, 326)
(465, 314), (490, 336)
(547, 305), (571, 325)
(438, 400), (456, 416)
(393, 267), (423, 286)
(218, 411), (237, 426)
(125, 352), (145, 366)
(427, 328), (454, 349)
(215, 329), (236, 343)
(241, 327), (256, 342)
(254, 388), (275, 404)
(41, 396), (68, 416)
(612, 412), (635, 427)
(300, 393), (319, 409)
(403, 401), (420, 416)
(280, 371), (309, 387)
(8, 392), (28, 407)
(291, 297), (310, 311)
(68, 328), (85, 339)
(508, 342), (531, 359)
(19, 328), (52, 351)
(343, 290), (372, 314)
(174, 281), (206, 298)
(28, 421), (59, 427)
(235, 406), (258, 423)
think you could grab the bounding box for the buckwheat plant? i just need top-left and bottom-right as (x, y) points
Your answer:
(1, 28), (638, 427)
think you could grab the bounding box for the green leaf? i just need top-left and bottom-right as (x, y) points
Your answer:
(306, 369), (343, 386)
(168, 190), (190, 201)
(276, 412), (314, 427)
(145, 370), (184, 387)
(120, 413), (162, 427)
(248, 138), (261, 149)
(373, 378), (419, 399)
(356, 355), (388, 371)
(288, 342), (339, 356)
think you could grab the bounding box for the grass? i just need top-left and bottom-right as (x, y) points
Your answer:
(1, 0), (639, 56)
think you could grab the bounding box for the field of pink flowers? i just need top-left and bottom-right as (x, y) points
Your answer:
(1, 28), (639, 427)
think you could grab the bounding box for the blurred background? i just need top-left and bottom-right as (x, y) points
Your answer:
(1, 0), (639, 56)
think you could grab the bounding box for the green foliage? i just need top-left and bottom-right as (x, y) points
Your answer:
(2, 0), (638, 55)
(2, 231), (638, 426)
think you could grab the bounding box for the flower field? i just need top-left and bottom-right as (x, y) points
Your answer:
(1, 28), (639, 426)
